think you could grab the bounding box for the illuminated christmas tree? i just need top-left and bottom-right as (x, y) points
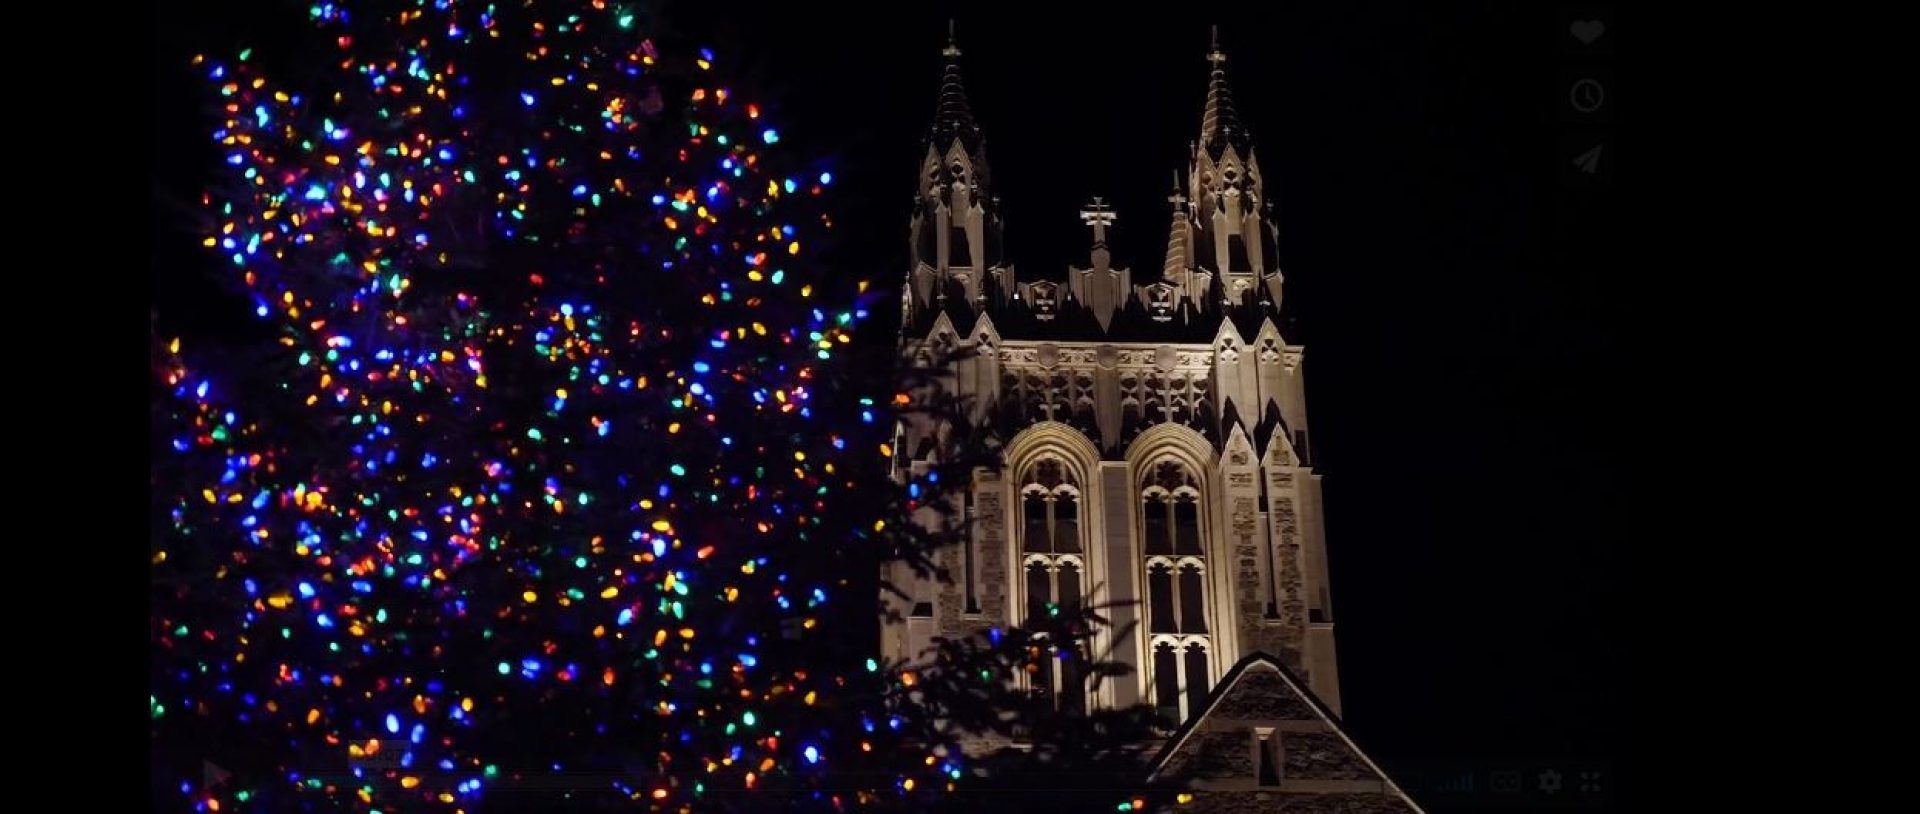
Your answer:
(150, 2), (1182, 812)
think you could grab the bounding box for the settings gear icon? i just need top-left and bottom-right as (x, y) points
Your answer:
(1537, 769), (1563, 794)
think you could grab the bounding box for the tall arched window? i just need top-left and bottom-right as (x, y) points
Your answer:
(1141, 459), (1211, 726)
(1021, 457), (1087, 712)
(1145, 556), (1208, 635)
(1029, 639), (1087, 717)
(1142, 468), (1203, 556)
(1150, 636), (1212, 726)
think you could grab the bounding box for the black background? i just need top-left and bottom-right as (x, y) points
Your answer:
(151, 1), (1619, 809)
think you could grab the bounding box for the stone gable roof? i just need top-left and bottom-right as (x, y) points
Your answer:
(1149, 652), (1425, 814)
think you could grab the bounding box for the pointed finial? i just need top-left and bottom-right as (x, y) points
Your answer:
(1198, 30), (1246, 156)
(944, 19), (961, 57)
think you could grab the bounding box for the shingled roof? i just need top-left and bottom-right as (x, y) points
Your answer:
(1148, 652), (1426, 813)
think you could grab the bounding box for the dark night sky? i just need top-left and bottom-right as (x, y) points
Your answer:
(152, 0), (1618, 806)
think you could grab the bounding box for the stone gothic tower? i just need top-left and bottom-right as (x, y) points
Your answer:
(881, 26), (1421, 812)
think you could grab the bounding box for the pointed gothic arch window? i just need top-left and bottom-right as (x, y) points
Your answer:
(1142, 459), (1211, 725)
(1146, 555), (1208, 636)
(1152, 640), (1181, 722)
(1183, 640), (1212, 715)
(1142, 462), (1202, 556)
(1147, 560), (1176, 633)
(1177, 561), (1208, 633)
(1143, 493), (1171, 555)
(1150, 636), (1212, 726)
(1058, 644), (1087, 714)
(1174, 497), (1202, 554)
(1031, 636), (1088, 716)
(1020, 455), (1089, 714)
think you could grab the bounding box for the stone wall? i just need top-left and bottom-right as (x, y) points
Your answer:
(1282, 732), (1371, 780)
(1212, 669), (1317, 720)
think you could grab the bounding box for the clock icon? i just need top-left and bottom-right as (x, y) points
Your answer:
(1569, 79), (1606, 113)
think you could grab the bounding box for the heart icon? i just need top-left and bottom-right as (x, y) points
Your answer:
(1570, 20), (1605, 45)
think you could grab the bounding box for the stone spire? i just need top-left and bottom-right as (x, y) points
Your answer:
(1198, 26), (1252, 160)
(1163, 172), (1191, 282)
(1186, 27), (1273, 289)
(929, 20), (981, 153)
(906, 22), (1006, 327)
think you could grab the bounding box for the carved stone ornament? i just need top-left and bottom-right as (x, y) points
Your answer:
(1152, 461), (1190, 491)
(1154, 345), (1179, 372)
